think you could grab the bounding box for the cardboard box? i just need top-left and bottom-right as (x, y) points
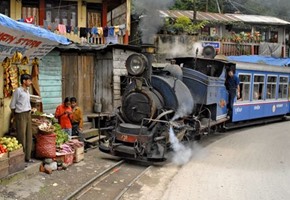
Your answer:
(74, 146), (84, 155)
(0, 157), (9, 178)
(0, 166), (9, 179)
(74, 153), (84, 163)
(0, 152), (8, 161)
(8, 153), (25, 174)
(8, 147), (24, 158)
(0, 158), (9, 171)
(56, 152), (74, 166)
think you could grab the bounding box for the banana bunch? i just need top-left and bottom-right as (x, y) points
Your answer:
(21, 56), (29, 65)
(2, 57), (11, 69)
(11, 51), (23, 63)
(2, 57), (12, 97)
(32, 57), (39, 66)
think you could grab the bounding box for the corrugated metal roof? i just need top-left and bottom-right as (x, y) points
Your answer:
(159, 10), (290, 25)
(226, 14), (290, 25)
(160, 10), (239, 22)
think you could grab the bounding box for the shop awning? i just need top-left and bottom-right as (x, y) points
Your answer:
(0, 13), (70, 61)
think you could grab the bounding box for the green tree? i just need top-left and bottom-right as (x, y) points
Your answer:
(165, 16), (208, 34)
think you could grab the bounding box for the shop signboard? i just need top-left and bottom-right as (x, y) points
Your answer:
(202, 41), (220, 49)
(0, 25), (58, 61)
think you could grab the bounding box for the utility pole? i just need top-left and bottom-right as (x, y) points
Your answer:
(193, 0), (197, 21)
(215, 0), (221, 13)
(206, 0), (208, 12)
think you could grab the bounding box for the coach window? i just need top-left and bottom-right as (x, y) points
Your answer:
(252, 75), (264, 100)
(266, 76), (277, 100)
(278, 76), (288, 99)
(238, 74), (251, 101)
(0, 0), (9, 16)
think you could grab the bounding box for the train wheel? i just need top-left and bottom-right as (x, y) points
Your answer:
(210, 125), (218, 134)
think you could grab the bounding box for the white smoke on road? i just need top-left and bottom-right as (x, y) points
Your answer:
(169, 126), (192, 165)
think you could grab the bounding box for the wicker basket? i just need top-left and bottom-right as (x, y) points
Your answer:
(38, 127), (55, 135)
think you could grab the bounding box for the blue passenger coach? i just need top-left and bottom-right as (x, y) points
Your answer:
(231, 61), (290, 122)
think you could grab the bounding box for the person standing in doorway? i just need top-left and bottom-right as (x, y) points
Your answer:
(55, 97), (73, 136)
(10, 74), (34, 163)
(225, 69), (240, 118)
(70, 97), (83, 137)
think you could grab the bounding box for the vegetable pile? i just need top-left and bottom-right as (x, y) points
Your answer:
(57, 140), (84, 154)
(57, 143), (74, 154)
(0, 144), (7, 154)
(0, 137), (22, 152)
(38, 121), (55, 133)
(54, 123), (69, 146)
(66, 139), (84, 148)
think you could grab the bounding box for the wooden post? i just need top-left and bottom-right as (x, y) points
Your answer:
(39, 0), (45, 26)
(124, 30), (129, 45)
(251, 44), (254, 55)
(102, 1), (107, 27)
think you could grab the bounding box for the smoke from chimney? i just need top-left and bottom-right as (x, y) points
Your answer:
(132, 0), (175, 43)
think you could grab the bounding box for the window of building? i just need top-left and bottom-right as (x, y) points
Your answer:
(252, 75), (264, 100)
(278, 76), (288, 99)
(266, 76), (277, 100)
(87, 3), (102, 28)
(45, 0), (78, 27)
(22, 0), (40, 25)
(0, 0), (10, 16)
(238, 74), (251, 101)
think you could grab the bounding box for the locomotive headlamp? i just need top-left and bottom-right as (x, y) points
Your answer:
(125, 54), (147, 76)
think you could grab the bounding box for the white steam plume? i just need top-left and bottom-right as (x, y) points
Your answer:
(132, 0), (175, 43)
(169, 126), (192, 165)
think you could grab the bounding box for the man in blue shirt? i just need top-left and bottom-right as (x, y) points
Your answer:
(225, 69), (240, 118)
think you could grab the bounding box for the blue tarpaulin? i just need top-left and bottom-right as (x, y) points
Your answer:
(0, 14), (71, 60)
(228, 55), (290, 67)
(0, 13), (70, 45)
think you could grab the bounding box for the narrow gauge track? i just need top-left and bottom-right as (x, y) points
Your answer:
(64, 160), (151, 200)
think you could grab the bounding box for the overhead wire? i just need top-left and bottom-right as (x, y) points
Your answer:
(227, 0), (240, 13)
(230, 0), (262, 14)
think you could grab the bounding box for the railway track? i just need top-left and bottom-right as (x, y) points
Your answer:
(64, 160), (151, 200)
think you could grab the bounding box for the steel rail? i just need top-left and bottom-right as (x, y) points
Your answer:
(114, 166), (152, 200)
(63, 160), (125, 200)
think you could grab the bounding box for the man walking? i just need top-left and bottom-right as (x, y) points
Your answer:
(10, 74), (33, 163)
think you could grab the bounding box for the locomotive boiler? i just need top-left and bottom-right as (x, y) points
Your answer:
(99, 45), (235, 162)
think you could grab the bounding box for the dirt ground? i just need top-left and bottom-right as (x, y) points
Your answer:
(123, 121), (290, 200)
(1, 121), (290, 200)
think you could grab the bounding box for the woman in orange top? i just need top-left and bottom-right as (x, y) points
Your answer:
(55, 97), (73, 136)
(70, 97), (83, 137)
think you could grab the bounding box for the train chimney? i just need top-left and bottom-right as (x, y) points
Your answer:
(141, 44), (156, 82)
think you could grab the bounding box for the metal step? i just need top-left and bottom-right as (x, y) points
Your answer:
(85, 135), (106, 144)
(82, 128), (100, 139)
(83, 121), (93, 130)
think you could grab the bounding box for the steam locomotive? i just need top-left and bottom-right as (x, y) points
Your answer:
(99, 45), (290, 162)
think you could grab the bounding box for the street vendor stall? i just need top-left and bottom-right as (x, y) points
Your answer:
(0, 13), (70, 137)
(0, 14), (70, 177)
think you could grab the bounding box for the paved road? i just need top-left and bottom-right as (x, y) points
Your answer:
(123, 121), (290, 200)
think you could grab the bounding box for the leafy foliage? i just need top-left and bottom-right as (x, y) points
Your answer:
(171, 0), (290, 20)
(165, 16), (208, 35)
